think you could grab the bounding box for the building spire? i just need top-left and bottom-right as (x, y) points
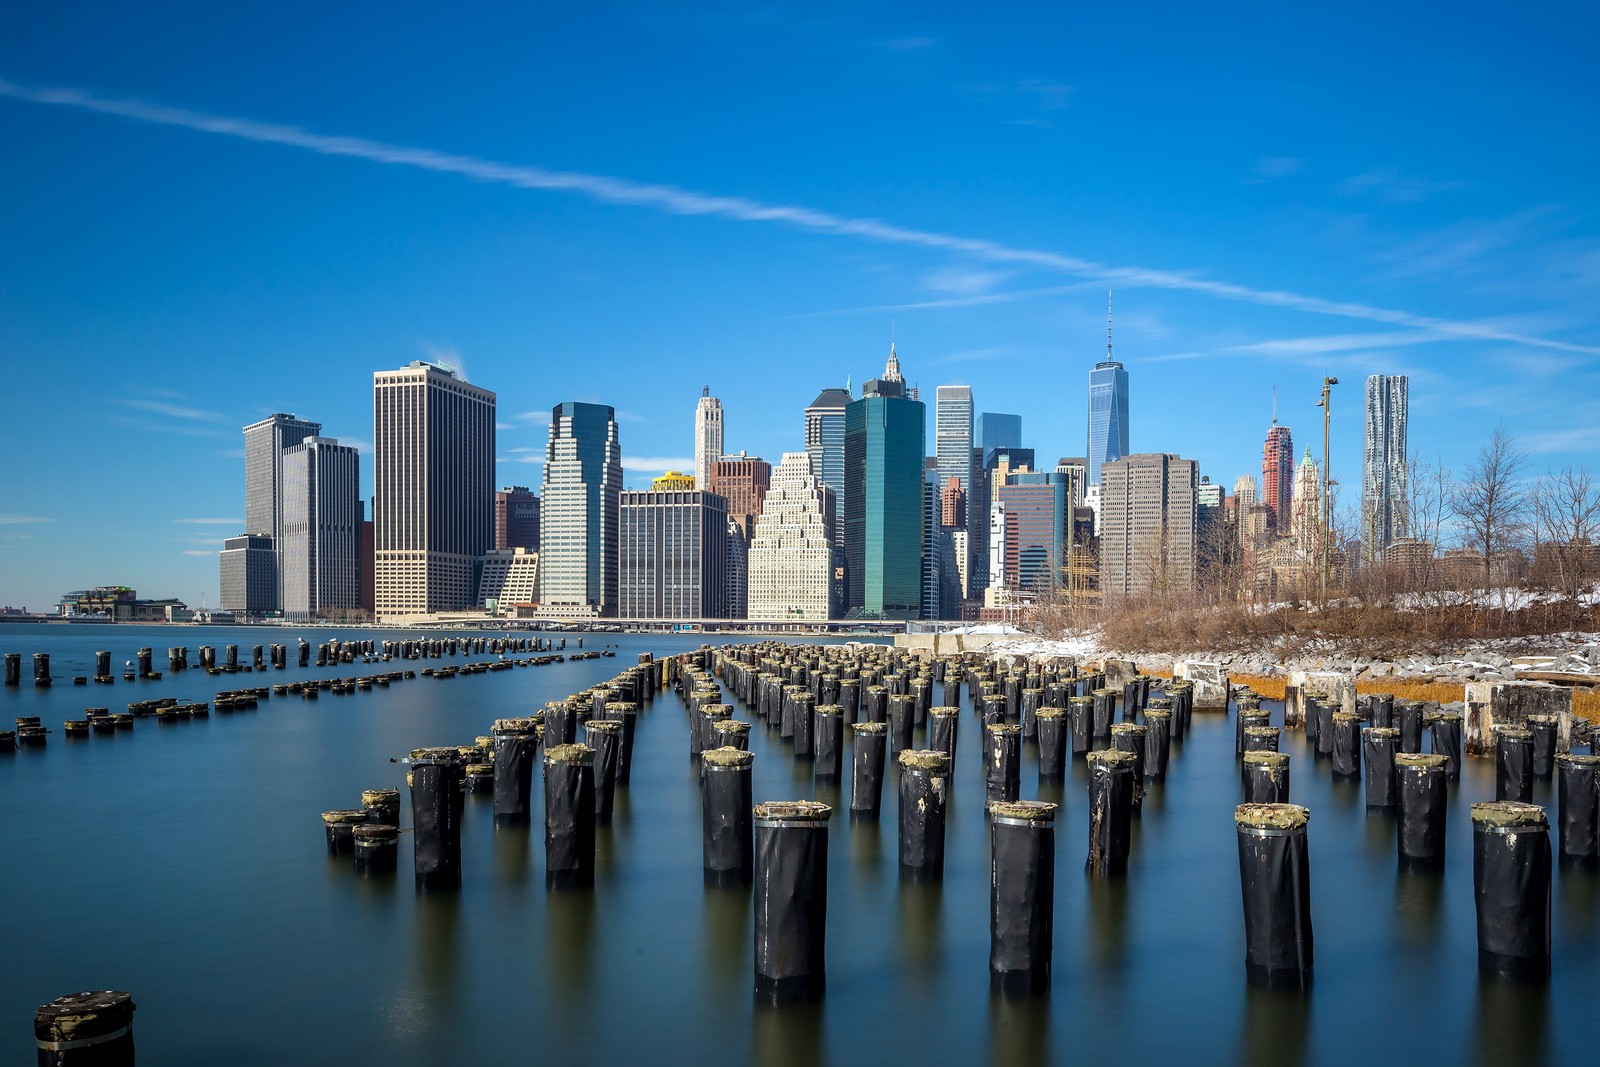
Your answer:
(884, 339), (903, 384)
(1106, 290), (1114, 361)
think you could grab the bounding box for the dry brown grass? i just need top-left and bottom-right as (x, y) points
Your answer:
(1221, 674), (1600, 721)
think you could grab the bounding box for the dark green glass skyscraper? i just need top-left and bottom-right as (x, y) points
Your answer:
(844, 346), (925, 619)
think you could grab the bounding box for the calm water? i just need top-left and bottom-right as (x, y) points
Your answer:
(0, 623), (1588, 1065)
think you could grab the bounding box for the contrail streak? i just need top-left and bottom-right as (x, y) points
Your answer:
(3, 76), (1594, 355)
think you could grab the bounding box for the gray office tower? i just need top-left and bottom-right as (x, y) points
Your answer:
(619, 490), (729, 619)
(805, 386), (851, 504)
(240, 412), (320, 610)
(1362, 375), (1409, 561)
(280, 437), (361, 622)
(540, 402), (623, 617)
(373, 362), (497, 619)
(935, 386), (974, 498)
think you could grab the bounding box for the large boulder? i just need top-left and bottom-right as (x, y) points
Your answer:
(1284, 671), (1356, 729)
(1174, 661), (1231, 710)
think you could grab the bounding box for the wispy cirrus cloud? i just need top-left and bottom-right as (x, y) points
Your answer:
(1244, 156), (1302, 184)
(116, 396), (226, 422)
(930, 347), (1007, 366)
(173, 517), (242, 525)
(181, 549), (217, 557)
(0, 514), (51, 525)
(1342, 166), (1465, 205)
(2, 77), (1594, 354)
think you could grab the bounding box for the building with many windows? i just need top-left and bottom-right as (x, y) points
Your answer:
(280, 437), (361, 621)
(804, 387), (851, 505)
(219, 536), (277, 617)
(1262, 421), (1294, 532)
(707, 453), (771, 541)
(240, 412), (321, 611)
(493, 487), (540, 551)
(619, 489), (729, 619)
(539, 401), (623, 617)
(1087, 298), (1129, 487)
(1100, 453), (1197, 598)
(747, 452), (833, 621)
(1363, 374), (1409, 561)
(975, 412), (1022, 456)
(694, 388), (723, 489)
(372, 362), (496, 620)
(477, 548), (539, 615)
(844, 347), (925, 619)
(995, 471), (1070, 593)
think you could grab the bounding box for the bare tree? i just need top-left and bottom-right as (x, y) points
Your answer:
(1530, 465), (1600, 613)
(1449, 426), (1530, 601)
(1403, 451), (1452, 607)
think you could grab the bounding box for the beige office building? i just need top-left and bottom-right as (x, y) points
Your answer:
(373, 361), (496, 620)
(1100, 453), (1198, 598)
(747, 452), (833, 621)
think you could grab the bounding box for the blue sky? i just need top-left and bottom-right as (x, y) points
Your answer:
(2, 2), (1597, 610)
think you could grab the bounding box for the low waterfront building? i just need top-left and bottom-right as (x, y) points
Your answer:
(219, 537), (277, 617)
(477, 548), (540, 615)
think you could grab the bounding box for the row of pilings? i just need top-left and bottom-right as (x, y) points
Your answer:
(2, 634), (566, 689)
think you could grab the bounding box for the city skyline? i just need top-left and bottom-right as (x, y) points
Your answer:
(3, 5), (1598, 609)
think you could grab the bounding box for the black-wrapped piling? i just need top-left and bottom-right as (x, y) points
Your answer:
(1496, 727), (1534, 803)
(1243, 751), (1291, 804)
(701, 747), (755, 886)
(34, 990), (136, 1066)
(1235, 803), (1314, 990)
(1143, 709), (1173, 782)
(988, 800), (1057, 997)
(887, 694), (915, 760)
(1111, 723), (1148, 816)
(850, 722), (888, 819)
(1085, 749), (1136, 877)
(753, 800), (832, 1005)
(1369, 693), (1395, 729)
(1068, 696), (1093, 758)
(898, 750), (951, 880)
(1243, 725), (1280, 755)
(1395, 753), (1449, 869)
(1331, 712), (1362, 779)
(928, 705), (959, 763)
(544, 744), (596, 889)
(492, 718), (539, 825)
(322, 809), (368, 854)
(1036, 707), (1067, 782)
(3, 653), (18, 686)
(353, 823), (399, 875)
(1429, 711), (1462, 780)
(1471, 801), (1551, 981)
(1397, 699), (1424, 755)
(985, 723), (1023, 804)
(361, 787), (401, 825)
(1556, 754), (1600, 865)
(812, 705), (843, 779)
(33, 653), (51, 687)
(863, 685), (887, 725)
(1091, 689), (1116, 747)
(1237, 710), (1271, 758)
(409, 748), (465, 892)
(1363, 728), (1400, 812)
(1528, 716), (1558, 779)
(584, 720), (622, 822)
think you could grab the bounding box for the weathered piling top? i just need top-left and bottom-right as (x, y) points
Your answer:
(1085, 749), (1137, 770)
(898, 749), (950, 773)
(851, 722), (888, 735)
(1234, 803), (1310, 830)
(1242, 750), (1290, 769)
(1470, 801), (1547, 829)
(987, 799), (1057, 823)
(545, 743), (595, 765)
(1393, 753), (1449, 770)
(753, 800), (833, 824)
(1364, 727), (1400, 741)
(702, 747), (754, 769)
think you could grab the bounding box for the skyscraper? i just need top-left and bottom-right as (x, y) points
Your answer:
(747, 452), (833, 621)
(935, 386), (974, 498)
(1262, 420), (1294, 533)
(539, 402), (623, 617)
(694, 388), (723, 489)
(373, 362), (496, 619)
(280, 437), (361, 622)
(707, 454), (772, 541)
(619, 488), (729, 619)
(995, 471), (1070, 593)
(804, 386), (851, 502)
(1100, 453), (1198, 598)
(1363, 375), (1409, 560)
(493, 486), (540, 551)
(1086, 294), (1129, 487)
(1290, 447), (1321, 556)
(845, 346), (926, 619)
(241, 412), (320, 611)
(975, 412), (1022, 456)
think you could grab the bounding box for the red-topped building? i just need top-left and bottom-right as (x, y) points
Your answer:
(1261, 422), (1294, 532)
